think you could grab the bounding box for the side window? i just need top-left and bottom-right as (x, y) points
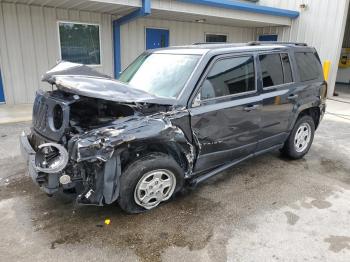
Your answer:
(200, 56), (255, 100)
(281, 53), (293, 83)
(259, 53), (284, 87)
(295, 52), (323, 82)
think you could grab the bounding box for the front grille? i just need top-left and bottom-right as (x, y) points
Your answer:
(32, 90), (70, 142)
(33, 96), (49, 132)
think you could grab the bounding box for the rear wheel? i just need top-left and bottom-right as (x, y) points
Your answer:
(281, 115), (315, 159)
(118, 153), (184, 213)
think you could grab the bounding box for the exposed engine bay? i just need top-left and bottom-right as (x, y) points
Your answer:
(70, 97), (135, 131)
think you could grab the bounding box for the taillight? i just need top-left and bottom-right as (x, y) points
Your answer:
(324, 81), (328, 99)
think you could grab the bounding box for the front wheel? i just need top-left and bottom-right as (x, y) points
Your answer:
(281, 115), (315, 159)
(118, 153), (184, 214)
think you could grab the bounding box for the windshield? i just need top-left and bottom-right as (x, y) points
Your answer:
(119, 53), (200, 98)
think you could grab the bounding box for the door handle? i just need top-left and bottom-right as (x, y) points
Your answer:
(288, 94), (298, 100)
(243, 104), (259, 112)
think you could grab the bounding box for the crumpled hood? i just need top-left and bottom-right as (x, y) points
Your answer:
(42, 61), (176, 105)
(42, 61), (111, 82)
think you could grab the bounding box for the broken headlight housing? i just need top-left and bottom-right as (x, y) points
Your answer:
(35, 143), (69, 173)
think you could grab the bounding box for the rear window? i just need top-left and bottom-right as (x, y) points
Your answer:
(295, 52), (323, 82)
(281, 53), (293, 83)
(259, 53), (284, 87)
(259, 53), (294, 88)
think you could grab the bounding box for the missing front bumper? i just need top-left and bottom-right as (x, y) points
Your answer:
(20, 131), (60, 194)
(20, 131), (122, 205)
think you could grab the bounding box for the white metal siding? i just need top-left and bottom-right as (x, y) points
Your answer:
(5, 0), (347, 103)
(0, 3), (114, 104)
(258, 0), (350, 96)
(120, 17), (256, 69)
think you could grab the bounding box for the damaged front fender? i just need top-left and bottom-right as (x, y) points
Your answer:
(71, 114), (194, 163)
(70, 113), (195, 205)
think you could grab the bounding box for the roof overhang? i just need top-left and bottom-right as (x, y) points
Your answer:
(0, 0), (142, 16)
(1, 0), (298, 27)
(151, 0), (298, 27)
(178, 0), (299, 18)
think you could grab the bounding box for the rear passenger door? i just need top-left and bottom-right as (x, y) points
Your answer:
(189, 54), (262, 172)
(257, 52), (297, 151)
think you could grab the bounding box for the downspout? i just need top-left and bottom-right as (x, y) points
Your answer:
(113, 0), (151, 78)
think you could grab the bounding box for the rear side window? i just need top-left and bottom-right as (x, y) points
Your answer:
(295, 52), (323, 82)
(281, 53), (293, 83)
(259, 54), (284, 87)
(200, 56), (255, 100)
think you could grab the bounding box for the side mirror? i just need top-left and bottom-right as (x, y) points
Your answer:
(192, 93), (201, 107)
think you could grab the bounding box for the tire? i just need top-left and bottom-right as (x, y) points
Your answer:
(118, 152), (184, 214)
(281, 115), (315, 159)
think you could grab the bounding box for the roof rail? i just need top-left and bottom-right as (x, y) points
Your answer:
(247, 41), (307, 46)
(192, 42), (228, 45)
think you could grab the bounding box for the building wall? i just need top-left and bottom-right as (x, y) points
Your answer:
(258, 0), (350, 96)
(120, 17), (256, 70)
(4, 1), (346, 103)
(0, 2), (257, 105)
(0, 3), (114, 104)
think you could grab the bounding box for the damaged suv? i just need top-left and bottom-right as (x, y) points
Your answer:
(20, 42), (327, 213)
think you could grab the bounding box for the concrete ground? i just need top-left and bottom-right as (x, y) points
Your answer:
(334, 83), (350, 102)
(0, 104), (32, 124)
(0, 99), (350, 262)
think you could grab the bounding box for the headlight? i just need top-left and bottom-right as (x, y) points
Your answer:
(35, 143), (69, 173)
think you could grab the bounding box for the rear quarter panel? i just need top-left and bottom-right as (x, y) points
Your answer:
(287, 47), (327, 130)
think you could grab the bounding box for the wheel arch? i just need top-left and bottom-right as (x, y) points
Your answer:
(120, 140), (194, 177)
(297, 106), (321, 129)
(290, 105), (321, 130)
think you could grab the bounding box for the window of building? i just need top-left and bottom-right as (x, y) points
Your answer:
(58, 22), (101, 65)
(258, 34), (278, 41)
(200, 56), (255, 100)
(259, 53), (284, 87)
(205, 34), (228, 43)
(281, 53), (293, 83)
(295, 52), (323, 82)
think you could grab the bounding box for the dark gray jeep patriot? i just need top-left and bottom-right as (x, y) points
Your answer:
(20, 42), (327, 213)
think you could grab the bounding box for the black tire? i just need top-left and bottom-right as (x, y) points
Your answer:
(281, 115), (315, 159)
(118, 152), (184, 214)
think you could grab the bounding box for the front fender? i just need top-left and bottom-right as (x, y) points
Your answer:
(70, 114), (193, 163)
(71, 114), (195, 205)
